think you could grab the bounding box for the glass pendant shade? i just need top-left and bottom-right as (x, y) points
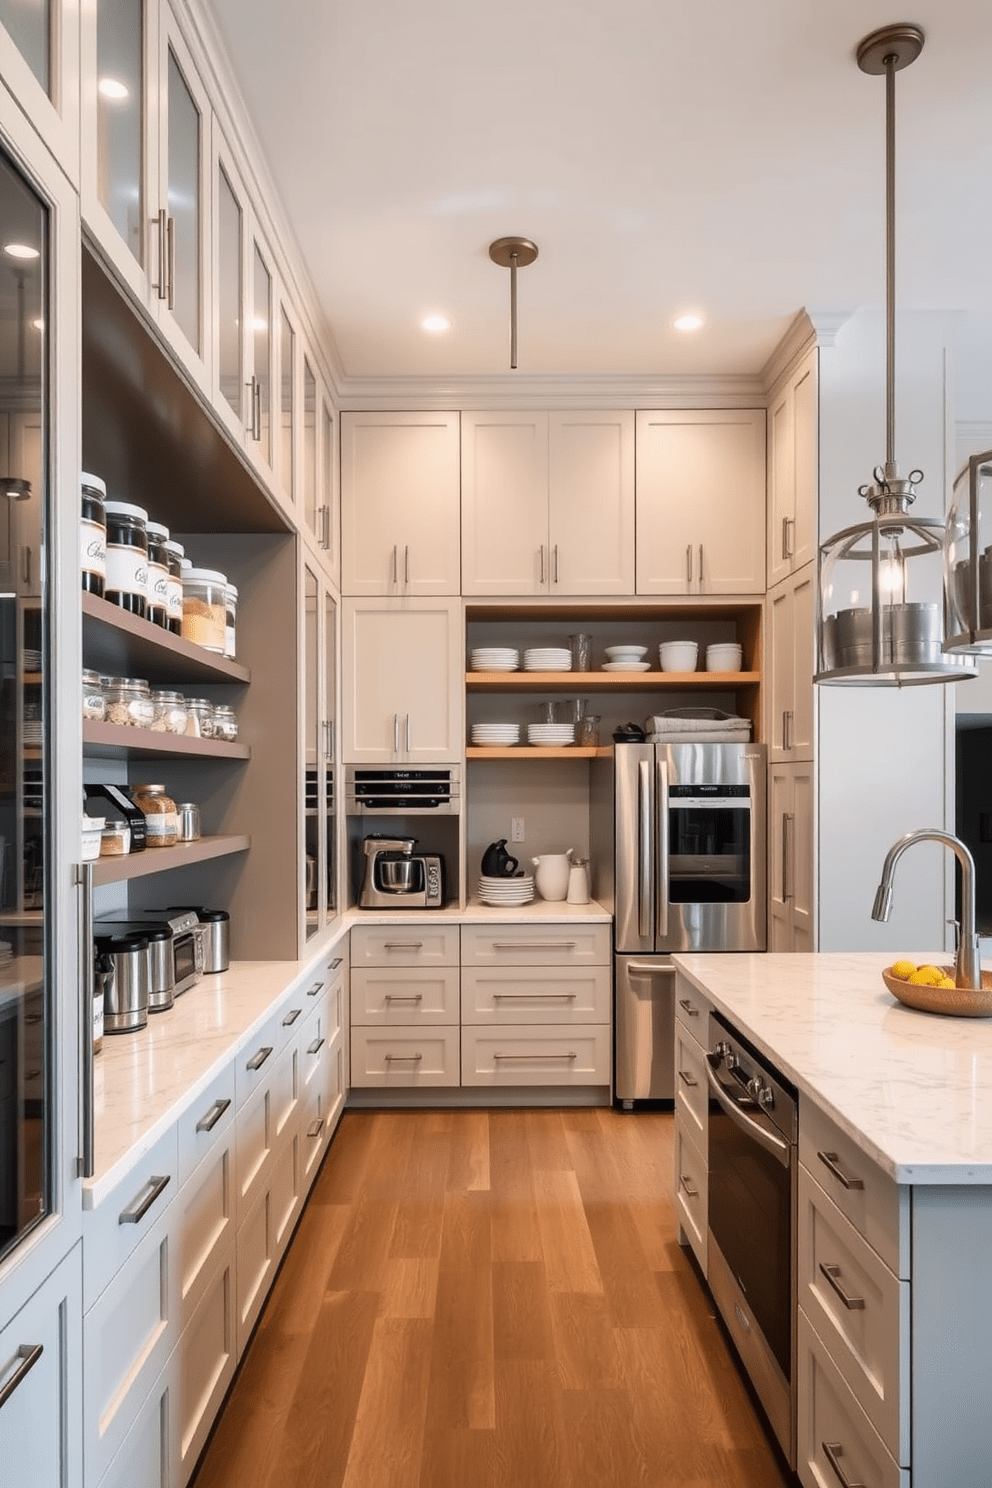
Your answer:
(943, 450), (992, 656)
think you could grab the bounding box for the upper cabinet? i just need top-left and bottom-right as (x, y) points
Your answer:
(341, 598), (462, 763)
(462, 410), (635, 596)
(0, 0), (79, 176)
(767, 349), (817, 588)
(635, 409), (766, 595)
(341, 411), (461, 596)
(81, 0), (211, 390)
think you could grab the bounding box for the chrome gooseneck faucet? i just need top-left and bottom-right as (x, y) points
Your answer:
(871, 828), (982, 990)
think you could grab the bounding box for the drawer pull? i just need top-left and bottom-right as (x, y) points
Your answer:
(819, 1262), (866, 1311)
(0, 1343), (43, 1409)
(384, 993), (423, 1002)
(734, 1303), (750, 1333)
(307, 1036), (325, 1056)
(384, 1052), (423, 1061)
(246, 1045), (273, 1073)
(492, 940), (578, 951)
(822, 1441), (865, 1488)
(282, 1008), (302, 1027)
(677, 1068), (698, 1087)
(678, 1173), (698, 1198)
(383, 941), (424, 951)
(119, 1173), (171, 1226)
(329, 957), (343, 970)
(307, 981), (324, 998)
(195, 1097), (231, 1134)
(307, 1117), (326, 1140)
(492, 991), (576, 1000)
(493, 1051), (577, 1060)
(678, 998), (699, 1017)
(817, 1150), (865, 1191)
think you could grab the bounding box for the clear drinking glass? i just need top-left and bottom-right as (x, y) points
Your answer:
(569, 633), (592, 671)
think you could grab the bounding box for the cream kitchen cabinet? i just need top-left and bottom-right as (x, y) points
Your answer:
(767, 349), (817, 589)
(768, 760), (815, 952)
(342, 597), (463, 763)
(0, 1245), (82, 1488)
(767, 562), (815, 761)
(350, 928), (461, 1089)
(672, 975), (712, 1273)
(461, 410), (635, 595)
(341, 411), (461, 596)
(0, 0), (79, 178)
(635, 409), (766, 595)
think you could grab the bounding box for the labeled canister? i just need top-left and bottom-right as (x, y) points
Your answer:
(80, 472), (107, 597)
(162, 540), (185, 635)
(104, 500), (149, 617)
(145, 521), (171, 628)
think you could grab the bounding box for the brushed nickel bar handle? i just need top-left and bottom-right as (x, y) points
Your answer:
(493, 1051), (577, 1060)
(382, 941), (424, 950)
(782, 515), (794, 561)
(245, 1045), (273, 1072)
(282, 1008), (302, 1027)
(686, 544), (692, 585)
(678, 1069), (698, 1087)
(384, 1052), (423, 1061)
(75, 862), (95, 1179)
(153, 207), (168, 299)
(393, 713), (400, 753)
(330, 957), (344, 969)
(822, 1441), (865, 1488)
(391, 544), (398, 584)
(817, 1150), (865, 1191)
(493, 991), (576, 999)
(307, 1117), (325, 1140)
(195, 1097), (231, 1133)
(698, 543), (704, 586)
(491, 940), (578, 951)
(785, 812), (795, 902)
(781, 813), (791, 902)
(384, 993), (423, 1002)
(307, 1036), (325, 1056)
(404, 545), (410, 584)
(539, 544), (545, 584)
(819, 1263), (866, 1311)
(553, 543), (559, 584)
(0, 1344), (44, 1409)
(678, 1173), (698, 1198)
(166, 214), (176, 310)
(307, 981), (324, 997)
(678, 997), (700, 1017)
(119, 1173), (171, 1225)
(405, 714), (411, 752)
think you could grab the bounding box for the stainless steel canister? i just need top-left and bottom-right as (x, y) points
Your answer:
(139, 925), (176, 1011)
(197, 909), (230, 973)
(95, 933), (149, 1034)
(177, 802), (201, 841)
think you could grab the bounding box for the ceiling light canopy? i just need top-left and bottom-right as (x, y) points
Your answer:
(489, 236), (538, 370)
(3, 243), (39, 260)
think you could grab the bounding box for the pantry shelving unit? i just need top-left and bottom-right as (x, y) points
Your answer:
(82, 721), (250, 761)
(82, 592), (251, 685)
(91, 835), (251, 887)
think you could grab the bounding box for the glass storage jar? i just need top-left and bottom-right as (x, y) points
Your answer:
(150, 689), (189, 735)
(82, 669), (106, 722)
(131, 783), (178, 847)
(104, 676), (154, 729)
(185, 697), (215, 738)
(224, 583), (237, 659)
(162, 539), (184, 635)
(80, 472), (107, 597)
(104, 501), (149, 617)
(211, 704), (238, 742)
(182, 567), (227, 652)
(144, 521), (171, 628)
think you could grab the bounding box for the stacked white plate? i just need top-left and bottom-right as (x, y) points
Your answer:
(602, 661), (651, 672)
(603, 643), (650, 672)
(477, 873), (535, 906)
(470, 723), (520, 746)
(23, 649), (41, 671)
(471, 647), (519, 671)
(527, 723), (575, 747)
(523, 647), (571, 671)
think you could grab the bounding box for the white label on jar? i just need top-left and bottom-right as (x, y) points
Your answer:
(225, 623), (235, 658)
(81, 517), (106, 578)
(93, 990), (104, 1041)
(142, 812), (177, 841)
(105, 542), (148, 599)
(166, 576), (183, 621)
(148, 560), (169, 611)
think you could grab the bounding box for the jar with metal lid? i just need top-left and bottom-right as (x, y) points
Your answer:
(212, 704), (238, 742)
(105, 676), (154, 729)
(182, 567), (227, 652)
(82, 669), (106, 722)
(144, 521), (171, 628)
(80, 472), (107, 597)
(131, 783), (178, 847)
(185, 697), (215, 738)
(162, 539), (184, 635)
(150, 689), (189, 735)
(224, 583), (238, 659)
(104, 501), (148, 618)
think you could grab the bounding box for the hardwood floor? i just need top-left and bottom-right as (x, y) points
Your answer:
(192, 1108), (794, 1488)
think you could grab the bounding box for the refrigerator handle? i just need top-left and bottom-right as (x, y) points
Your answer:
(657, 757), (670, 938)
(638, 757), (653, 939)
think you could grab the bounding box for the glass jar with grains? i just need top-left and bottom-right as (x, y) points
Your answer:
(105, 676), (154, 729)
(82, 669), (105, 722)
(185, 698), (215, 738)
(182, 568), (227, 652)
(211, 704), (238, 742)
(144, 521), (171, 628)
(130, 783), (178, 847)
(80, 473), (107, 597)
(150, 689), (189, 735)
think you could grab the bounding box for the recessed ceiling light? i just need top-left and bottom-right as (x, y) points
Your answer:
(3, 243), (40, 260)
(673, 313), (704, 332)
(98, 77), (130, 101)
(249, 316), (267, 332)
(421, 314), (451, 334)
(31, 318), (44, 332)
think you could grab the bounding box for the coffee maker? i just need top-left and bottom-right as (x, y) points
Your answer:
(358, 835), (444, 909)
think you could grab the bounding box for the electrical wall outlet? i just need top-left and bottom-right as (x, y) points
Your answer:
(511, 817), (525, 842)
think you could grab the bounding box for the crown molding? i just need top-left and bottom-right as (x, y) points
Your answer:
(333, 370), (768, 412)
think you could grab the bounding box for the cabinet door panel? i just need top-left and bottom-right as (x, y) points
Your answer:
(674, 1120), (707, 1270)
(178, 1252), (236, 1482)
(343, 599), (461, 762)
(768, 580), (796, 759)
(767, 385), (794, 590)
(0, 1246), (81, 1488)
(792, 356), (818, 572)
(548, 412), (634, 595)
(462, 411), (548, 595)
(790, 763), (815, 952)
(461, 1024), (610, 1086)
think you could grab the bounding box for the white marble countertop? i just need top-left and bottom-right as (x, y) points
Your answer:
(673, 950), (992, 1185)
(351, 898), (612, 923)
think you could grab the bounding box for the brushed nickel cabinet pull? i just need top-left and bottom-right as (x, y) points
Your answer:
(698, 543), (704, 585)
(282, 1008), (301, 1027)
(493, 1051), (577, 1060)
(307, 981), (324, 997)
(404, 545), (410, 584)
(819, 1262), (866, 1311)
(539, 544), (546, 584)
(384, 1052), (423, 1061)
(195, 1097), (231, 1134)
(384, 993), (423, 1002)
(405, 713), (411, 752)
(246, 1045), (273, 1072)
(686, 544), (693, 585)
(382, 941), (424, 950)
(492, 991), (576, 999)
(678, 998), (699, 1016)
(165, 214), (176, 310)
(822, 1441), (864, 1488)
(816, 1150), (865, 1190)
(678, 1069), (698, 1087)
(307, 1117), (325, 1140)
(553, 543), (559, 583)
(330, 957), (344, 970)
(678, 1173), (698, 1198)
(74, 861), (95, 1179)
(307, 1036), (325, 1056)
(0, 1344), (44, 1409)
(119, 1173), (171, 1225)
(393, 712), (400, 753)
(153, 207), (168, 300)
(782, 514), (794, 560)
(391, 544), (398, 584)
(491, 940), (577, 951)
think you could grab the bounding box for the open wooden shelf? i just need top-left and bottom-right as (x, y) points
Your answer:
(466, 745), (611, 760)
(82, 593), (251, 685)
(83, 720), (250, 760)
(92, 834), (251, 886)
(466, 670), (760, 690)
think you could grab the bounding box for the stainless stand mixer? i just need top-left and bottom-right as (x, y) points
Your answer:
(358, 835), (444, 909)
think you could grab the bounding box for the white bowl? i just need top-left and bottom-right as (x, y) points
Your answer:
(659, 641), (699, 672)
(706, 643), (743, 673)
(605, 644), (648, 659)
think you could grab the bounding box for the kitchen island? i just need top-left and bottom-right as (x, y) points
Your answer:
(672, 950), (992, 1488)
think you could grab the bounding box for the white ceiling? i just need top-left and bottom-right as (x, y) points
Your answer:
(205, 0), (992, 384)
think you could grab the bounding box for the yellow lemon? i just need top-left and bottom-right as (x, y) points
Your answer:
(891, 960), (916, 980)
(907, 969), (931, 984)
(938, 977), (956, 989)
(918, 965), (944, 986)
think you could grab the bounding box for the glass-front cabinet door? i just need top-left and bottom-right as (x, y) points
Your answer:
(212, 133), (245, 439)
(277, 299), (295, 509)
(323, 589), (336, 922)
(303, 567), (320, 943)
(0, 0), (79, 172)
(302, 355), (317, 540)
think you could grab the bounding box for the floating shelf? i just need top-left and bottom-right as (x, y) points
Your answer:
(82, 593), (251, 685)
(92, 834), (250, 886)
(83, 720), (250, 760)
(466, 670), (760, 690)
(466, 746), (611, 760)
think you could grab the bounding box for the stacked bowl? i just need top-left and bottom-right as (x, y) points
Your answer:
(470, 723), (520, 747)
(471, 647), (519, 671)
(602, 644), (649, 672)
(527, 723), (575, 747)
(659, 640), (699, 672)
(523, 647), (571, 671)
(477, 872), (535, 906)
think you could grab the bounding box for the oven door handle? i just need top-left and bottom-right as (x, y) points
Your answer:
(705, 1057), (791, 1168)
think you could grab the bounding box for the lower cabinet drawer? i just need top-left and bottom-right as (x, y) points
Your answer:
(350, 1026), (460, 1087)
(461, 922), (610, 966)
(176, 1247), (237, 1486)
(674, 1027), (708, 1147)
(177, 1137), (235, 1331)
(798, 1311), (908, 1488)
(674, 1118), (707, 1272)
(674, 975), (711, 1035)
(0, 1247), (82, 1488)
(83, 1125), (178, 1310)
(460, 1024), (610, 1086)
(301, 1028), (345, 1185)
(800, 1100), (908, 1278)
(461, 964), (611, 1024)
(236, 1185), (275, 1355)
(351, 966), (460, 1025)
(235, 1041), (298, 1221)
(350, 923), (459, 967)
(95, 1358), (172, 1488)
(270, 1128), (302, 1259)
(177, 1060), (236, 1189)
(799, 1168), (909, 1464)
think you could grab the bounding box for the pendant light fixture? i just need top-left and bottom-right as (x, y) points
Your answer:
(943, 452), (992, 655)
(815, 24), (976, 686)
(489, 236), (538, 370)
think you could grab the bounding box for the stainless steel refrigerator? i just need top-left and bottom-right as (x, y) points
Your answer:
(592, 741), (766, 1104)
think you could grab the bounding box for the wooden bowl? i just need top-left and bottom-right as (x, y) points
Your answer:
(882, 965), (992, 1017)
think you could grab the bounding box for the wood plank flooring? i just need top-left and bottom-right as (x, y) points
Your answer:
(191, 1108), (794, 1488)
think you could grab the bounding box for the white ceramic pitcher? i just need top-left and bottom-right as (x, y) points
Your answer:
(531, 850), (572, 901)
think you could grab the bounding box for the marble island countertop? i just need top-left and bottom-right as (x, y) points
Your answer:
(673, 950), (992, 1186)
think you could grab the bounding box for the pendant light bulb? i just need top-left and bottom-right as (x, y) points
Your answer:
(489, 236), (538, 370)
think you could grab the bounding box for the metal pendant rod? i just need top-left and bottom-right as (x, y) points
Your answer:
(489, 236), (538, 371)
(885, 50), (896, 476)
(510, 250), (519, 369)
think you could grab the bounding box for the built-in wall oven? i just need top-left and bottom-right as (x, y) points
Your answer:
(705, 1012), (798, 1469)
